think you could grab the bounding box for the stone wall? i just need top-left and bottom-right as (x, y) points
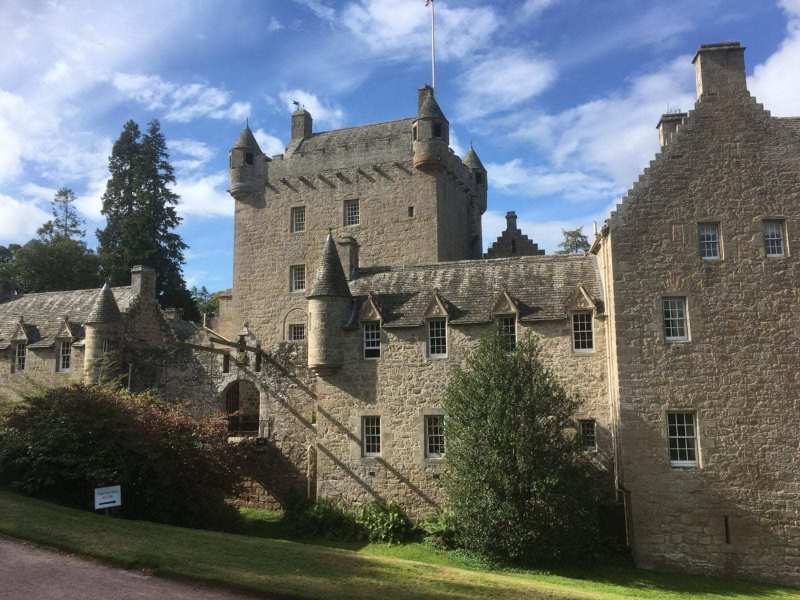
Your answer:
(0, 344), (85, 403)
(606, 45), (800, 585)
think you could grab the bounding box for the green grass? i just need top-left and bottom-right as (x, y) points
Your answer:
(0, 491), (797, 600)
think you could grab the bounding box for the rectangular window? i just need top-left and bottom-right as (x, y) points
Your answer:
(428, 318), (447, 358)
(698, 222), (720, 259)
(59, 340), (71, 372)
(290, 264), (306, 292)
(408, 206), (415, 218)
(291, 206), (306, 233)
(222, 353), (231, 373)
(363, 321), (380, 359)
(15, 343), (26, 372)
(288, 324), (306, 342)
(668, 412), (698, 467)
(433, 123), (443, 138)
(425, 414), (445, 458)
(102, 338), (114, 354)
(498, 315), (516, 350)
(580, 419), (597, 452)
(763, 219), (786, 257)
(344, 199), (360, 226)
(663, 297), (688, 342)
(362, 416), (381, 457)
(572, 313), (594, 351)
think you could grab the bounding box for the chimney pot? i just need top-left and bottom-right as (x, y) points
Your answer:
(692, 42), (747, 99)
(506, 211), (518, 230)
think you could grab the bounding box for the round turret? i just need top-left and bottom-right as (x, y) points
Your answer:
(83, 282), (122, 384)
(463, 145), (488, 215)
(412, 86), (449, 172)
(229, 125), (267, 202)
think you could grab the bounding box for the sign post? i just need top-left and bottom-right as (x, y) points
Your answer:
(94, 485), (122, 514)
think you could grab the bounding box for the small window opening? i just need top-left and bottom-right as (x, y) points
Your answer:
(245, 152), (254, 165)
(412, 126), (418, 141)
(511, 239), (517, 254)
(475, 172), (483, 185)
(433, 123), (443, 138)
(408, 206), (415, 218)
(223, 353), (231, 373)
(724, 515), (731, 544)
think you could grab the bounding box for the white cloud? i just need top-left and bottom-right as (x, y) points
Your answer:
(457, 50), (557, 120)
(278, 89), (345, 129)
(254, 129), (286, 156)
(173, 172), (232, 218)
(113, 73), (251, 123)
(170, 139), (215, 172)
(521, 0), (559, 19)
(21, 183), (57, 203)
(749, 2), (800, 117)
(292, 0), (336, 21)
(341, 0), (499, 63)
(267, 16), (284, 32)
(449, 130), (467, 159)
(510, 56), (695, 188)
(487, 158), (618, 203)
(0, 194), (50, 244)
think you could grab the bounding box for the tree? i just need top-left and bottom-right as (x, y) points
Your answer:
(191, 286), (220, 321)
(3, 238), (101, 293)
(97, 119), (199, 321)
(442, 334), (608, 565)
(557, 227), (591, 255)
(37, 187), (85, 240)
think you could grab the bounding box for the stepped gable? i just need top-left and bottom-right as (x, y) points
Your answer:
(348, 254), (601, 328)
(0, 286), (134, 349)
(307, 234), (352, 299)
(485, 211), (546, 259)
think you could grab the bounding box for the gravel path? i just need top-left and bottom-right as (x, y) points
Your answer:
(0, 537), (260, 599)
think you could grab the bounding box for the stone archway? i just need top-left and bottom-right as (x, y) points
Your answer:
(222, 379), (260, 436)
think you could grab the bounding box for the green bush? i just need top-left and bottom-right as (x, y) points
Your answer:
(420, 510), (460, 550)
(284, 497), (365, 541)
(356, 501), (412, 544)
(443, 334), (613, 566)
(0, 385), (243, 530)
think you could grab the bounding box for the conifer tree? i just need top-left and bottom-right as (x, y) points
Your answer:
(97, 119), (199, 321)
(37, 187), (85, 240)
(557, 227), (591, 255)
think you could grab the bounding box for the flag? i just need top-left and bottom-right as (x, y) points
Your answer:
(425, 0), (433, 5)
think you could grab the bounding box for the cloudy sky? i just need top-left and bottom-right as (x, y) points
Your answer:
(2, 0), (800, 290)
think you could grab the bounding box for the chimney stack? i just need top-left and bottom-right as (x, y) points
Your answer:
(291, 109), (313, 141)
(506, 211), (519, 231)
(337, 235), (360, 281)
(131, 265), (156, 300)
(657, 112), (687, 147)
(692, 42), (747, 99)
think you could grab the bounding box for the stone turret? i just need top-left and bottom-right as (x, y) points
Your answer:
(463, 145), (488, 214)
(412, 85), (449, 171)
(83, 282), (122, 384)
(229, 124), (267, 202)
(291, 108), (313, 141)
(306, 234), (352, 376)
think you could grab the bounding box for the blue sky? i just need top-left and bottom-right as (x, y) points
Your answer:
(2, 0), (799, 291)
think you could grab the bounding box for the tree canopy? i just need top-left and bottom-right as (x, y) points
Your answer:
(37, 187), (85, 241)
(557, 227), (591, 255)
(442, 333), (609, 565)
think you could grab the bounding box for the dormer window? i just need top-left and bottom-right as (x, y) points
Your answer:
(59, 340), (72, 372)
(14, 342), (26, 372)
(427, 318), (447, 358)
(497, 315), (516, 350)
(433, 123), (443, 138)
(244, 152), (254, 165)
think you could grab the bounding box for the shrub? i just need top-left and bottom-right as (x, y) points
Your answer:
(356, 501), (412, 544)
(443, 334), (612, 566)
(0, 385), (243, 530)
(284, 497), (364, 541)
(420, 510), (460, 550)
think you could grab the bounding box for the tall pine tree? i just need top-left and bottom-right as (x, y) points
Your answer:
(37, 187), (85, 240)
(97, 119), (199, 321)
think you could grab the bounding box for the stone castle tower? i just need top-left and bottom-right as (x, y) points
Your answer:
(225, 86), (486, 345)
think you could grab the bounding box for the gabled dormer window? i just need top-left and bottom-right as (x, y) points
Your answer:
(497, 315), (516, 350)
(363, 321), (381, 359)
(14, 342), (26, 372)
(59, 340), (72, 372)
(428, 318), (447, 358)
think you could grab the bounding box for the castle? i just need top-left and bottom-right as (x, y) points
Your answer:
(1, 42), (799, 585)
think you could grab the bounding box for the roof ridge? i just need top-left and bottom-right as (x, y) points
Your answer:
(356, 254), (590, 276)
(8, 285), (132, 299)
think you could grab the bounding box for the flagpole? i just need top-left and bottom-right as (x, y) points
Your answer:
(430, 0), (436, 91)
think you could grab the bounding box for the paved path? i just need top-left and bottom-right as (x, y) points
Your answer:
(0, 537), (257, 599)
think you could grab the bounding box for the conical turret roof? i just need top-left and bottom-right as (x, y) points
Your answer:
(463, 146), (486, 171)
(307, 234), (352, 299)
(233, 125), (262, 153)
(85, 283), (122, 324)
(419, 91), (446, 120)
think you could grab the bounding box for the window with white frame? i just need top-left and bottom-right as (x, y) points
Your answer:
(579, 419), (597, 452)
(59, 340), (71, 372)
(363, 321), (380, 359)
(288, 324), (306, 341)
(698, 222), (720, 259)
(362, 415), (381, 456)
(290, 264), (306, 292)
(344, 199), (360, 226)
(15, 342), (26, 372)
(427, 318), (447, 358)
(572, 312), (594, 351)
(291, 206), (306, 233)
(667, 412), (698, 467)
(663, 297), (688, 341)
(425, 414), (445, 458)
(763, 219), (786, 257)
(497, 315), (516, 350)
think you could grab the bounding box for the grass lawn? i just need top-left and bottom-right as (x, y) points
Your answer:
(0, 491), (797, 600)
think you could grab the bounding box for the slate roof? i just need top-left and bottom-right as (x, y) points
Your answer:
(0, 286), (134, 349)
(233, 126), (262, 152)
(308, 235), (352, 298)
(419, 93), (446, 120)
(85, 283), (122, 324)
(292, 118), (414, 154)
(348, 255), (602, 328)
(463, 147), (485, 171)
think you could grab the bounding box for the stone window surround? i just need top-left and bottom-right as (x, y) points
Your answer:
(578, 418), (597, 453)
(664, 408), (702, 469)
(57, 339), (72, 373)
(343, 198), (360, 227)
(570, 310), (594, 354)
(660, 293), (691, 344)
(496, 314), (517, 350)
(290, 205), (306, 234)
(362, 320), (381, 360)
(349, 410), (393, 463)
(696, 220), (723, 260)
(761, 216), (789, 258)
(14, 342), (26, 372)
(288, 323), (306, 342)
(289, 264), (306, 293)
(416, 407), (446, 465)
(426, 317), (448, 359)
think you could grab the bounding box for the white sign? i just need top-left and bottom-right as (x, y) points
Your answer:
(94, 485), (122, 510)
